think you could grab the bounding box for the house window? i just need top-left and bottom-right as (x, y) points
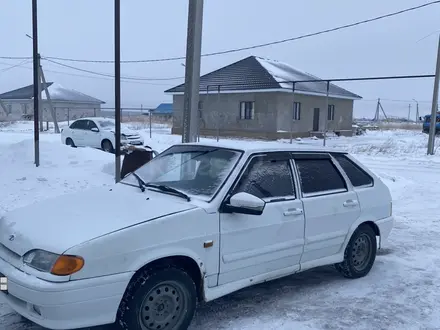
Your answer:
(328, 104), (335, 121)
(239, 101), (254, 120)
(293, 102), (301, 120)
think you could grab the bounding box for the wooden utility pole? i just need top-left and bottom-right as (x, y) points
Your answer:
(408, 104), (411, 121)
(182, 0), (204, 143)
(0, 98), (8, 116)
(37, 55), (43, 132)
(40, 66), (60, 133)
(427, 35), (440, 155)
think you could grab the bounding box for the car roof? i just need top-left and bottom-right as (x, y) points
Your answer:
(173, 141), (347, 154)
(73, 117), (114, 122)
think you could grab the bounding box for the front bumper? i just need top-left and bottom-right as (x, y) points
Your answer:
(122, 140), (144, 146)
(0, 256), (133, 330)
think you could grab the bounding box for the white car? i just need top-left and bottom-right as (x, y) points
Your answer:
(0, 142), (394, 330)
(60, 117), (144, 152)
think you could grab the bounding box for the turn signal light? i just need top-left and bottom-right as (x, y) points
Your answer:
(50, 255), (84, 276)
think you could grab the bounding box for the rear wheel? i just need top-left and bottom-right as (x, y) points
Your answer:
(101, 139), (114, 153)
(117, 268), (197, 330)
(335, 224), (377, 279)
(66, 138), (76, 147)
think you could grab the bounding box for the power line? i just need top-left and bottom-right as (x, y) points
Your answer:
(0, 59), (32, 73)
(5, 0), (436, 64)
(43, 58), (184, 80)
(360, 98), (438, 103)
(0, 61), (176, 86)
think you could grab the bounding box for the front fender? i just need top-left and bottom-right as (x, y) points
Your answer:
(128, 247), (207, 277)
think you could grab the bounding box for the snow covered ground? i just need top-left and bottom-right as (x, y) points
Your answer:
(1, 121), (440, 330)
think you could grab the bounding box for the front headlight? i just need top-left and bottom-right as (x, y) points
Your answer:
(23, 249), (84, 276)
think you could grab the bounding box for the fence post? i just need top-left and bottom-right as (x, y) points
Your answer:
(289, 82), (296, 144)
(94, 108), (96, 117)
(323, 80), (330, 147)
(67, 108), (70, 125)
(149, 109), (152, 139)
(216, 85), (220, 142)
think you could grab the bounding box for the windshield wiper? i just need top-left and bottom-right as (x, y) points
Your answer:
(131, 172), (147, 192)
(145, 183), (191, 201)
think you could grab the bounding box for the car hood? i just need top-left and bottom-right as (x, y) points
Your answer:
(0, 184), (197, 256)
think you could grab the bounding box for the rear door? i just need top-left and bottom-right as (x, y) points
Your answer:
(218, 152), (305, 285)
(292, 153), (361, 264)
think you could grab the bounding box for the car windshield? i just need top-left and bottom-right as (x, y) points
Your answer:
(121, 145), (242, 201)
(97, 119), (116, 128)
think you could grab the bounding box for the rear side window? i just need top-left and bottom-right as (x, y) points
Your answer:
(333, 154), (373, 187)
(295, 158), (347, 195)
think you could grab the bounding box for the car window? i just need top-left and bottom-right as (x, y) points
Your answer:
(232, 154), (295, 200)
(87, 120), (98, 130)
(70, 120), (87, 130)
(295, 158), (347, 196)
(129, 146), (242, 201)
(332, 154), (373, 187)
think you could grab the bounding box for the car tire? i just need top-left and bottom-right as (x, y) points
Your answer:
(101, 139), (114, 153)
(117, 267), (197, 330)
(335, 224), (377, 279)
(66, 138), (76, 148)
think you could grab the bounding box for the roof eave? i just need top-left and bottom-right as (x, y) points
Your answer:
(165, 88), (362, 100)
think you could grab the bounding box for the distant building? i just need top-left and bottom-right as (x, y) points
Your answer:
(153, 103), (172, 118)
(165, 56), (362, 139)
(0, 82), (105, 121)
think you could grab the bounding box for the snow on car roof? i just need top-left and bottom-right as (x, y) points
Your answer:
(173, 140), (347, 154)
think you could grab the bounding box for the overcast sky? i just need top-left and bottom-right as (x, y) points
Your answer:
(1, 0), (439, 119)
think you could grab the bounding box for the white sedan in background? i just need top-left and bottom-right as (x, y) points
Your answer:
(60, 117), (144, 153)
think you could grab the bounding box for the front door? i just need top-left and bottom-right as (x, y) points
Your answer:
(85, 120), (102, 148)
(218, 152), (305, 285)
(70, 119), (88, 146)
(313, 108), (320, 131)
(292, 153), (361, 264)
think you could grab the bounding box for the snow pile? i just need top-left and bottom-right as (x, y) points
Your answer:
(0, 138), (113, 214)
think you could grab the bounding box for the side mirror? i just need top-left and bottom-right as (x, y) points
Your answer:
(222, 192), (265, 215)
(91, 127), (99, 132)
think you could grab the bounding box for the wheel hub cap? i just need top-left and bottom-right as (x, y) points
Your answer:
(139, 283), (185, 330)
(351, 234), (372, 271)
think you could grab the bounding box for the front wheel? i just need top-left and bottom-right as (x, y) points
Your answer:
(117, 268), (197, 330)
(335, 224), (377, 279)
(101, 139), (114, 153)
(66, 138), (76, 147)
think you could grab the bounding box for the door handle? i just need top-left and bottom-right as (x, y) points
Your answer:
(284, 208), (303, 216)
(343, 199), (359, 207)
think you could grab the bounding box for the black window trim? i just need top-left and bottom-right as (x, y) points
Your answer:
(291, 152), (349, 198)
(330, 153), (374, 189)
(221, 151), (297, 207)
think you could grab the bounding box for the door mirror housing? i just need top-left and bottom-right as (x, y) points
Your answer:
(222, 192), (265, 215)
(91, 127), (99, 132)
